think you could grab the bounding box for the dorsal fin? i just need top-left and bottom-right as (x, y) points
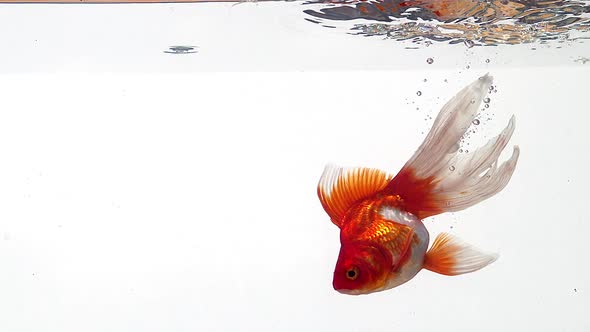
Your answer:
(317, 164), (391, 228)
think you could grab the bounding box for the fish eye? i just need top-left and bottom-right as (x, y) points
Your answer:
(346, 267), (359, 280)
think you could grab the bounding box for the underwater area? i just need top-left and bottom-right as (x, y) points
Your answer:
(0, 1), (588, 331)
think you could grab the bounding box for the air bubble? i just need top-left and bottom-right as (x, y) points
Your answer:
(470, 99), (476, 104)
(484, 97), (490, 103)
(459, 149), (464, 153)
(449, 166), (456, 171)
(485, 59), (490, 63)
(417, 91), (422, 96)
(472, 119), (480, 125)
(426, 58), (434, 64)
(485, 104), (490, 108)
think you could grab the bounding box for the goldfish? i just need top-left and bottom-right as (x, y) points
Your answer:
(317, 74), (519, 295)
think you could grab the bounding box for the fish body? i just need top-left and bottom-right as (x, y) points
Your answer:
(318, 74), (519, 295)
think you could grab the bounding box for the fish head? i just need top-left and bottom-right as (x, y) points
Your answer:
(332, 241), (391, 295)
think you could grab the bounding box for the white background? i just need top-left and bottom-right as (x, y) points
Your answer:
(0, 3), (589, 332)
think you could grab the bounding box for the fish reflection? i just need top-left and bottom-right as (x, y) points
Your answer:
(304, 0), (590, 46)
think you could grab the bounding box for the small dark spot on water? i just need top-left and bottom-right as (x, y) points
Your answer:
(574, 288), (578, 292)
(164, 46), (198, 54)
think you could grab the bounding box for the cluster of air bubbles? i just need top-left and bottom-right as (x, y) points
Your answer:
(483, 97), (491, 110)
(426, 58), (434, 64)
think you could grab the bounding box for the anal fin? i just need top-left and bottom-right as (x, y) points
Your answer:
(423, 233), (498, 276)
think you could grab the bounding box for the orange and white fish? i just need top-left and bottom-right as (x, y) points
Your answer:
(318, 74), (519, 295)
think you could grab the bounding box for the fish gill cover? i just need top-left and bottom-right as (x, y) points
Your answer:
(302, 0), (590, 46)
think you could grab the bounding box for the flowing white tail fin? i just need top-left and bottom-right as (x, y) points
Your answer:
(383, 74), (520, 219)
